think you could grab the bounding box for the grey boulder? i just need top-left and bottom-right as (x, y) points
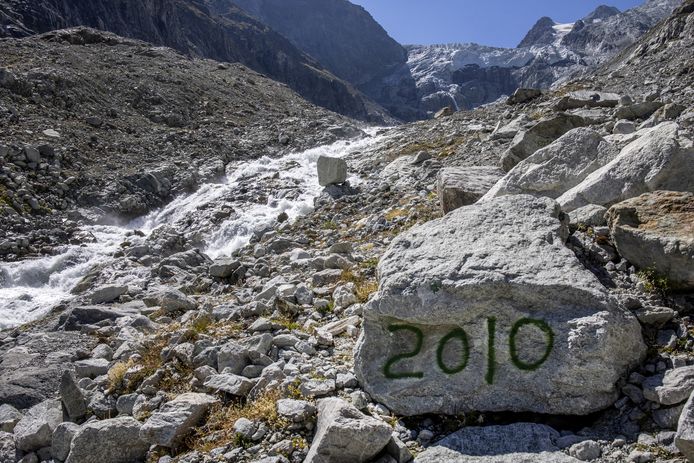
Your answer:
(66, 417), (148, 463)
(13, 399), (63, 452)
(0, 404), (22, 432)
(437, 166), (504, 213)
(500, 113), (585, 171)
(139, 393), (219, 447)
(643, 366), (694, 405)
(317, 155), (347, 186)
(354, 195), (645, 416)
(304, 398), (392, 463)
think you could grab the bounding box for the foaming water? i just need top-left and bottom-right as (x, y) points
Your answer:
(0, 131), (381, 328)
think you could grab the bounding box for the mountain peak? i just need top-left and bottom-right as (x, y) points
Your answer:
(583, 5), (621, 23)
(517, 16), (556, 48)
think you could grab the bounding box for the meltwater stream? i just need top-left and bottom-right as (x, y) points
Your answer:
(0, 132), (381, 329)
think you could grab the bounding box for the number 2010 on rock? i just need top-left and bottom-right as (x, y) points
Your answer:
(382, 317), (554, 385)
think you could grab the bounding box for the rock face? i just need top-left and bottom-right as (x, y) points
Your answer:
(437, 166), (504, 213)
(226, 0), (421, 120)
(66, 417), (149, 463)
(500, 114), (586, 171)
(354, 195), (645, 416)
(606, 191), (694, 289)
(139, 393), (219, 447)
(304, 398), (392, 463)
(414, 423), (581, 463)
(317, 156), (348, 187)
(483, 128), (617, 200)
(557, 122), (694, 212)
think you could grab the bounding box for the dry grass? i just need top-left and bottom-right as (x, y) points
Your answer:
(189, 389), (289, 453)
(384, 208), (408, 221)
(107, 360), (133, 393)
(340, 269), (378, 303)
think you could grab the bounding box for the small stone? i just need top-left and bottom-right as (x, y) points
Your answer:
(569, 440), (601, 461)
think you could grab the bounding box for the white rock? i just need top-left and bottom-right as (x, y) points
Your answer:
(355, 195), (645, 415)
(305, 398), (392, 463)
(557, 122), (694, 212)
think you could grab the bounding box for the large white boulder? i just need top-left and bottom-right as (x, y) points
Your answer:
(437, 166), (504, 213)
(557, 122), (694, 212)
(482, 128), (618, 201)
(354, 195), (645, 416)
(139, 393), (219, 447)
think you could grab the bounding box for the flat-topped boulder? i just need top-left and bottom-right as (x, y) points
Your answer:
(354, 195), (645, 416)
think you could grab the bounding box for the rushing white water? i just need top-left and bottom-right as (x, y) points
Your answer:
(0, 132), (380, 329)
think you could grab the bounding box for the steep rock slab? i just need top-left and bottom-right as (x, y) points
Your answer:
(607, 191), (694, 289)
(354, 195), (645, 415)
(558, 122), (694, 212)
(437, 166), (504, 213)
(414, 423), (581, 463)
(500, 114), (586, 171)
(304, 398), (392, 463)
(482, 128), (618, 201)
(66, 417), (148, 463)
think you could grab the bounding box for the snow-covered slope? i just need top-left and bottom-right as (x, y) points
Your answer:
(405, 0), (681, 116)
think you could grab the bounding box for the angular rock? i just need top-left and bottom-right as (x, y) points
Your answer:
(606, 191), (694, 289)
(0, 404), (22, 432)
(500, 113), (586, 171)
(204, 374), (254, 396)
(568, 204), (608, 227)
(13, 399), (63, 452)
(156, 289), (197, 312)
(66, 417), (148, 463)
(0, 431), (16, 463)
(437, 166), (504, 213)
(557, 122), (694, 212)
(89, 285), (128, 304)
(277, 399), (316, 422)
(60, 370), (87, 421)
(304, 398), (392, 463)
(209, 258), (241, 278)
(52, 422), (81, 462)
(139, 393), (218, 448)
(483, 128), (618, 201)
(616, 101), (664, 120)
(676, 391), (694, 460)
(74, 358), (110, 379)
(507, 88), (542, 105)
(556, 90), (620, 110)
(414, 423), (581, 463)
(643, 366), (694, 405)
(355, 195), (645, 415)
(317, 156), (347, 186)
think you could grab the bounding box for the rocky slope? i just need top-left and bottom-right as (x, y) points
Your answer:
(0, 2), (693, 463)
(222, 0), (422, 121)
(0, 27), (361, 261)
(0, 0), (389, 123)
(406, 0), (681, 116)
